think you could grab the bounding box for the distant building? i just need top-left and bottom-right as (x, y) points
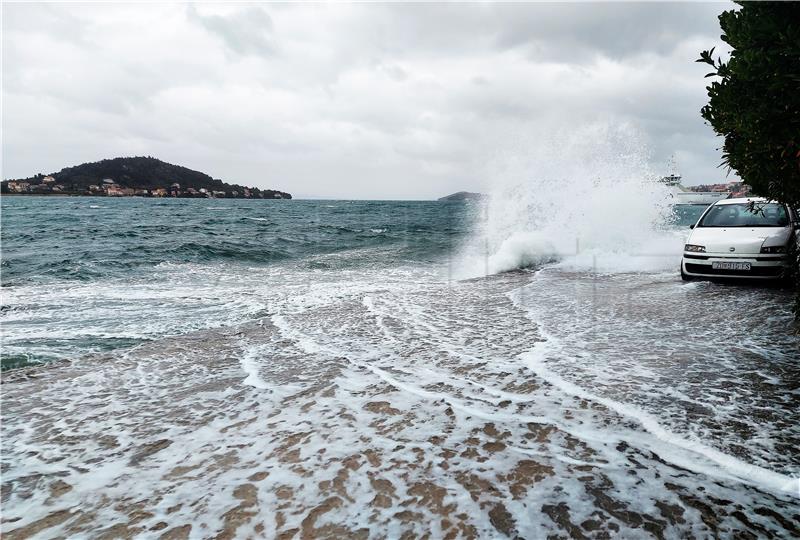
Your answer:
(212, 191), (226, 198)
(7, 181), (29, 193)
(729, 182), (752, 198)
(88, 185), (101, 192)
(102, 178), (115, 185)
(685, 180), (756, 199)
(42, 176), (56, 184)
(152, 188), (168, 197)
(106, 186), (134, 197)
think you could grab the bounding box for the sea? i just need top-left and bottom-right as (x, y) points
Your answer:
(1, 194), (798, 538)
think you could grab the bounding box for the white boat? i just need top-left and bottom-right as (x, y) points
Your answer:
(661, 173), (729, 205)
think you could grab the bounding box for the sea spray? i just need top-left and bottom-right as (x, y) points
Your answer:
(452, 122), (683, 279)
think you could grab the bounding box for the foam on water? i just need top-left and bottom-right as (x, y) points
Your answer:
(0, 262), (281, 365)
(514, 278), (798, 495)
(2, 261), (798, 538)
(511, 268), (800, 481)
(1, 198), (470, 369)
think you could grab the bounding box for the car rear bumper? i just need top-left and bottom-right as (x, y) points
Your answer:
(681, 253), (789, 280)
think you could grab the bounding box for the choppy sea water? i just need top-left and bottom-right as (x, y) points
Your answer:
(1, 196), (798, 538)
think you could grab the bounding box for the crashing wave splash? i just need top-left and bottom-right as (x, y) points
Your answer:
(454, 122), (683, 278)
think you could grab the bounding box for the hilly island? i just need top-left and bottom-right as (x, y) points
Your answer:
(1, 156), (292, 199)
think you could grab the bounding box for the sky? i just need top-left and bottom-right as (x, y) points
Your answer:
(2, 2), (736, 199)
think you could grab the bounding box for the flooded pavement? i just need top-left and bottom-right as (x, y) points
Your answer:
(2, 269), (798, 538)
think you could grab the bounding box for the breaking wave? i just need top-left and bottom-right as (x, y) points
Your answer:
(454, 123), (683, 278)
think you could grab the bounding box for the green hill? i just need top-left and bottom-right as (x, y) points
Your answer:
(2, 156), (291, 199)
(437, 191), (486, 202)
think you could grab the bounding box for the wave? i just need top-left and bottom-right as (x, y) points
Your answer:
(453, 122), (680, 278)
(168, 242), (290, 263)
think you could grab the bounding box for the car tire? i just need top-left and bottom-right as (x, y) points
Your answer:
(777, 273), (794, 289)
(680, 264), (693, 281)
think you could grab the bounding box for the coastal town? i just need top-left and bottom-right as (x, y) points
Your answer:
(1, 176), (287, 198)
(4, 175), (750, 200)
(685, 180), (752, 198)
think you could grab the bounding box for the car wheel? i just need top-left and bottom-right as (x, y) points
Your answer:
(680, 265), (693, 281)
(778, 273), (794, 289)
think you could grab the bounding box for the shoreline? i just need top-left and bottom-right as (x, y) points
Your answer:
(1, 195), (442, 201)
(2, 272), (798, 538)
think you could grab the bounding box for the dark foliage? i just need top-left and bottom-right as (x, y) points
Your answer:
(699, 2), (800, 317)
(697, 2), (800, 208)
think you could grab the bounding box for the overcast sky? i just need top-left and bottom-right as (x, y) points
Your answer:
(3, 2), (735, 199)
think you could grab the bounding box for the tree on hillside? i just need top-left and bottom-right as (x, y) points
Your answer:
(697, 1), (800, 208)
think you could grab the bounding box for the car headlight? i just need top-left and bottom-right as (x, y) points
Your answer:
(760, 245), (787, 254)
(684, 244), (706, 253)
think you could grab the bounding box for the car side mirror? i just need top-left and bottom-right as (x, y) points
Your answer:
(689, 224), (695, 229)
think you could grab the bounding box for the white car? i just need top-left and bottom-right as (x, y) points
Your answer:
(681, 197), (798, 281)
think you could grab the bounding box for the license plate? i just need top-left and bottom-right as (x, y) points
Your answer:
(712, 261), (751, 271)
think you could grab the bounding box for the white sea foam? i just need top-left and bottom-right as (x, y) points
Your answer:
(239, 344), (271, 389)
(0, 262), (281, 362)
(508, 268), (800, 496)
(521, 321), (797, 495)
(3, 261), (797, 538)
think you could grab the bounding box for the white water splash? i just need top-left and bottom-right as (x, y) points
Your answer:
(454, 122), (682, 278)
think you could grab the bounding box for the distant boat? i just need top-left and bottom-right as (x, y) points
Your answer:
(660, 173), (729, 205)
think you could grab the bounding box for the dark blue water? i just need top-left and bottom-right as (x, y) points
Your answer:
(1, 197), (474, 285)
(1, 197), (478, 369)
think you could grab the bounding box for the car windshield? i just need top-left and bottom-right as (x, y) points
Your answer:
(698, 203), (789, 227)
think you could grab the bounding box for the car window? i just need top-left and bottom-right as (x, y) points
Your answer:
(698, 203), (788, 227)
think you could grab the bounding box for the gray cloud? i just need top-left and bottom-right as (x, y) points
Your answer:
(2, 3), (735, 199)
(493, 3), (727, 61)
(186, 4), (275, 57)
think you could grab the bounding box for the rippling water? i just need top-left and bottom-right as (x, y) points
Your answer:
(1, 197), (471, 368)
(1, 196), (798, 538)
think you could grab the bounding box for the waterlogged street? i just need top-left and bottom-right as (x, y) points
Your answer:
(3, 262), (798, 538)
